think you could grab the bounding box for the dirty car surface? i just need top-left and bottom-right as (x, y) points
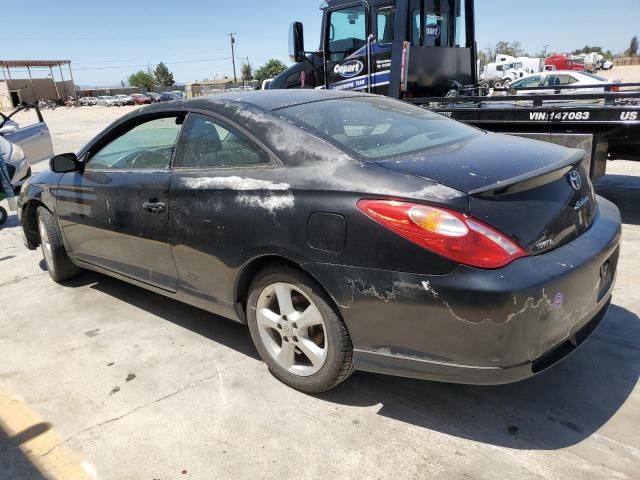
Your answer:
(18, 90), (621, 392)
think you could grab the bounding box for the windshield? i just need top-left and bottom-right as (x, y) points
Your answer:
(279, 96), (481, 160)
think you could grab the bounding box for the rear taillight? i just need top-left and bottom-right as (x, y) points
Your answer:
(610, 85), (620, 92)
(357, 200), (528, 269)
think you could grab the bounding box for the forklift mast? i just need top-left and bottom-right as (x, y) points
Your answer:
(272, 0), (477, 98)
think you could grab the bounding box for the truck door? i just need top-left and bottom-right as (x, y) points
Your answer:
(324, 4), (371, 92)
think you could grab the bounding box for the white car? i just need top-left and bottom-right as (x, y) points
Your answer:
(96, 96), (120, 107)
(509, 71), (619, 95)
(0, 108), (53, 188)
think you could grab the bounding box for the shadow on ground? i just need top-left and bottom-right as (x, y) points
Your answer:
(0, 422), (51, 480)
(321, 304), (640, 450)
(596, 174), (640, 225)
(62, 271), (640, 451)
(65, 272), (260, 362)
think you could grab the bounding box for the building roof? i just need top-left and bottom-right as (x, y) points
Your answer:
(195, 78), (236, 86)
(0, 60), (71, 68)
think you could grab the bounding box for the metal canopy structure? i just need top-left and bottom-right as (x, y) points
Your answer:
(0, 60), (70, 68)
(0, 59), (76, 104)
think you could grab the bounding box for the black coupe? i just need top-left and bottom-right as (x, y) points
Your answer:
(18, 90), (621, 392)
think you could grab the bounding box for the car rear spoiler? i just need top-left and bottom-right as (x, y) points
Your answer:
(469, 149), (585, 197)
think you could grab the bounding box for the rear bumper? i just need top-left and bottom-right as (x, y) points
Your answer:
(304, 196), (621, 385)
(352, 299), (610, 385)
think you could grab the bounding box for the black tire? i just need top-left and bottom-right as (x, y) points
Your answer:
(0, 206), (7, 226)
(37, 207), (81, 282)
(247, 266), (354, 393)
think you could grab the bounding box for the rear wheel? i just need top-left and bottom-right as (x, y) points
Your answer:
(0, 206), (7, 226)
(37, 207), (80, 282)
(247, 266), (354, 393)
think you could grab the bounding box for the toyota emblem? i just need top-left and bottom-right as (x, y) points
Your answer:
(569, 171), (582, 191)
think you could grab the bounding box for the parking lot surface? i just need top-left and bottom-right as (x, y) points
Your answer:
(1, 107), (639, 480)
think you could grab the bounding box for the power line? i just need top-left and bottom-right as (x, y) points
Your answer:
(74, 57), (233, 71)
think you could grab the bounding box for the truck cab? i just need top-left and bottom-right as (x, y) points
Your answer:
(271, 0), (477, 98)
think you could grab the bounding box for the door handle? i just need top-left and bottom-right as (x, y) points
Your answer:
(142, 201), (166, 214)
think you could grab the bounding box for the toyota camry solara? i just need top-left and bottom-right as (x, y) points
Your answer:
(18, 90), (621, 392)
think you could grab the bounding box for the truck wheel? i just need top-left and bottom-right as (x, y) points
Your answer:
(37, 207), (81, 282)
(0, 206), (7, 226)
(494, 81), (503, 89)
(247, 266), (354, 393)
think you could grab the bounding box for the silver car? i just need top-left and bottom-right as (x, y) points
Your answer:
(114, 94), (134, 106)
(96, 96), (119, 107)
(0, 107), (54, 188)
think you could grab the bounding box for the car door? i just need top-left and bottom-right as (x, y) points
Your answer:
(0, 107), (53, 165)
(324, 3), (371, 92)
(56, 114), (183, 291)
(169, 112), (272, 315)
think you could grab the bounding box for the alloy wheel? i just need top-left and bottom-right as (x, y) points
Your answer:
(256, 282), (328, 376)
(38, 217), (54, 273)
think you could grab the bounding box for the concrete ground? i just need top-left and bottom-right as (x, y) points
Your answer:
(1, 107), (640, 480)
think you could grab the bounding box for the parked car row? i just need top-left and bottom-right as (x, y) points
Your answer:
(78, 91), (185, 107)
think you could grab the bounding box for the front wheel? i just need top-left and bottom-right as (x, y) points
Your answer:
(37, 207), (80, 282)
(247, 266), (354, 393)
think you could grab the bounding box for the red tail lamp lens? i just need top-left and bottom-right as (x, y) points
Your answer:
(357, 200), (528, 269)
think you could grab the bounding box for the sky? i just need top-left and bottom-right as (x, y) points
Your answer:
(1, 0), (638, 87)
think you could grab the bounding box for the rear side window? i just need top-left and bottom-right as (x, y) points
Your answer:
(174, 113), (267, 168)
(280, 96), (480, 160)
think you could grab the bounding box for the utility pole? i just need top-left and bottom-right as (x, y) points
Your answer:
(228, 32), (237, 85)
(542, 44), (550, 57)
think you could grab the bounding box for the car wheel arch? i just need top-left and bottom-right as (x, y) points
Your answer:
(22, 200), (47, 249)
(233, 254), (345, 328)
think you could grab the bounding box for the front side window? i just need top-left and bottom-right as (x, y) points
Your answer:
(88, 116), (182, 170)
(174, 114), (267, 168)
(328, 5), (367, 63)
(281, 97), (480, 160)
(513, 75), (542, 88)
(377, 8), (394, 44)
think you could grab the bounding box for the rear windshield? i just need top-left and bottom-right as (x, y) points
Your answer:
(279, 96), (480, 160)
(580, 72), (608, 82)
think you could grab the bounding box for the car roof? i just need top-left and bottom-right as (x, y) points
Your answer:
(184, 89), (366, 112)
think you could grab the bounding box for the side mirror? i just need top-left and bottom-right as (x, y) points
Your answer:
(289, 22), (306, 63)
(50, 153), (81, 173)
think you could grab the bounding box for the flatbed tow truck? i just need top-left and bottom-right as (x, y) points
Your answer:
(271, 0), (640, 180)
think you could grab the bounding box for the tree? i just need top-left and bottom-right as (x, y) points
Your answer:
(494, 41), (515, 56)
(241, 62), (253, 83)
(154, 62), (175, 86)
(128, 70), (156, 91)
(626, 36), (639, 57)
(254, 59), (287, 85)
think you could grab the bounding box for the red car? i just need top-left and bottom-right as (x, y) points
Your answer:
(130, 94), (152, 105)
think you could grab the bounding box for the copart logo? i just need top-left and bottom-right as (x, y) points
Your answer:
(334, 60), (364, 78)
(425, 24), (441, 39)
(568, 170), (582, 191)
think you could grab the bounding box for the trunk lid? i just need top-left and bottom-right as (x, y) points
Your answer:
(377, 133), (597, 255)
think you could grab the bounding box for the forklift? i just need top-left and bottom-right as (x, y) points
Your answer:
(271, 0), (640, 180)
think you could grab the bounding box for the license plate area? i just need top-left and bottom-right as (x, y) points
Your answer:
(598, 247), (619, 301)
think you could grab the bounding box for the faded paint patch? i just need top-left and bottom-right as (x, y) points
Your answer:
(346, 278), (424, 304)
(235, 191), (295, 213)
(180, 176), (290, 191)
